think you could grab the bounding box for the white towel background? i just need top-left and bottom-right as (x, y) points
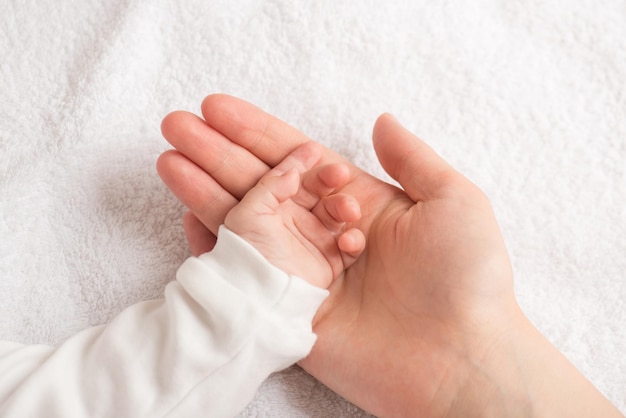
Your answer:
(1, 0), (624, 416)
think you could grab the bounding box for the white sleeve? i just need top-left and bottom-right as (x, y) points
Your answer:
(0, 226), (328, 418)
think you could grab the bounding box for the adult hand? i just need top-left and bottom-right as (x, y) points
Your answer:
(158, 95), (623, 417)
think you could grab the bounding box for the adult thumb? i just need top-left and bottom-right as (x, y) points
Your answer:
(372, 114), (458, 202)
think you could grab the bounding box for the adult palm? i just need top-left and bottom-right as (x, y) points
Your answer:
(299, 116), (517, 416)
(158, 95), (519, 417)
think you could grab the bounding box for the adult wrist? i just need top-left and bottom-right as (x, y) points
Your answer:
(446, 313), (623, 418)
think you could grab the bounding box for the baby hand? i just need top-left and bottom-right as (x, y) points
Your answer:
(224, 142), (365, 288)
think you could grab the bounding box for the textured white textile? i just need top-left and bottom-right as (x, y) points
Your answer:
(1, 0), (624, 415)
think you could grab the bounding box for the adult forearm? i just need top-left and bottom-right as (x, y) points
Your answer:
(449, 315), (623, 418)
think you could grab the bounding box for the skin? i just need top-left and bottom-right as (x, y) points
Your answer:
(157, 94), (623, 417)
(224, 146), (366, 288)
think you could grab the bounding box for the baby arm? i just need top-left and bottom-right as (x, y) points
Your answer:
(0, 143), (364, 417)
